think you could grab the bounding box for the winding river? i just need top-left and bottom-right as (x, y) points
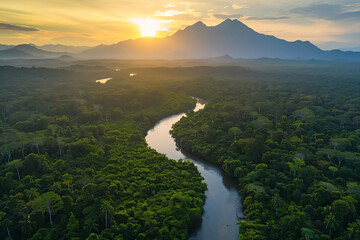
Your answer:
(145, 100), (243, 240)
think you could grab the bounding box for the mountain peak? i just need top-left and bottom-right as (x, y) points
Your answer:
(192, 21), (207, 28)
(217, 18), (250, 29)
(221, 18), (234, 24)
(173, 20), (208, 36)
(14, 44), (36, 48)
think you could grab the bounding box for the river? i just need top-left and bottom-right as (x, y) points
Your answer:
(145, 100), (243, 240)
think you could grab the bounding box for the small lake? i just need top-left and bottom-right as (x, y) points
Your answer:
(95, 78), (112, 84)
(145, 100), (243, 240)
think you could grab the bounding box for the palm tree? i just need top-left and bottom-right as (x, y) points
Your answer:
(56, 137), (63, 158)
(324, 213), (339, 238)
(84, 218), (99, 234)
(346, 220), (360, 240)
(62, 173), (73, 193)
(301, 228), (317, 240)
(100, 200), (112, 229)
(19, 214), (36, 237)
(270, 194), (283, 217)
(25, 188), (39, 201)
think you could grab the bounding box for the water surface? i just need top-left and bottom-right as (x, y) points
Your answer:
(145, 101), (242, 240)
(95, 77), (112, 84)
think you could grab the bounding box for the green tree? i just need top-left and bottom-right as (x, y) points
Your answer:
(328, 166), (338, 178)
(301, 228), (319, 240)
(19, 214), (36, 238)
(7, 159), (23, 180)
(84, 218), (99, 235)
(100, 200), (112, 229)
(324, 213), (339, 238)
(32, 191), (63, 228)
(0, 211), (13, 240)
(66, 212), (79, 239)
(346, 220), (360, 240)
(228, 126), (242, 140)
(270, 194), (283, 217)
(288, 158), (305, 177)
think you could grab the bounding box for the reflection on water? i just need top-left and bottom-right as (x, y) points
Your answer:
(145, 101), (242, 240)
(95, 78), (112, 84)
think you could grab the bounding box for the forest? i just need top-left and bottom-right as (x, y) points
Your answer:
(0, 66), (206, 240)
(171, 63), (360, 239)
(1, 61), (360, 240)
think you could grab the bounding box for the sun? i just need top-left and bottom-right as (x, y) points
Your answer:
(130, 18), (164, 37)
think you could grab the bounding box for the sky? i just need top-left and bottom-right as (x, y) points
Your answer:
(1, 0), (360, 50)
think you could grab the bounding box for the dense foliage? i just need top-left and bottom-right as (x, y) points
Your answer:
(171, 65), (360, 240)
(0, 66), (206, 240)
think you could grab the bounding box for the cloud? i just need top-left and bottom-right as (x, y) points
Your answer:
(335, 11), (360, 20)
(165, 4), (176, 8)
(0, 22), (39, 31)
(291, 3), (360, 20)
(247, 16), (289, 20)
(213, 13), (243, 19)
(152, 7), (202, 21)
(154, 10), (186, 17)
(232, 4), (246, 10)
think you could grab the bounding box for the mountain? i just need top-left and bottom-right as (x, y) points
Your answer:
(0, 48), (34, 59)
(0, 44), (13, 51)
(341, 46), (360, 52)
(0, 44), (70, 59)
(37, 44), (91, 53)
(80, 19), (360, 61)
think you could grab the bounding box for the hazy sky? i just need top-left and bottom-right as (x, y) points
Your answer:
(1, 0), (360, 49)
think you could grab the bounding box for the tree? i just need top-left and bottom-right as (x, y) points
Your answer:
(240, 228), (262, 240)
(19, 214), (36, 238)
(294, 107), (315, 122)
(324, 213), (339, 238)
(7, 159), (23, 180)
(32, 137), (42, 155)
(288, 158), (305, 177)
(32, 192), (63, 228)
(84, 218), (98, 235)
(56, 137), (63, 158)
(328, 166), (338, 178)
(66, 212), (79, 239)
(100, 200), (112, 229)
(270, 194), (283, 217)
(62, 173), (73, 193)
(301, 228), (319, 240)
(253, 116), (272, 132)
(0, 211), (13, 240)
(346, 220), (360, 240)
(25, 188), (39, 201)
(228, 126), (242, 140)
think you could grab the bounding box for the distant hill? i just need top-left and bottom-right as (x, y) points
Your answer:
(341, 46), (360, 52)
(0, 44), (69, 59)
(37, 44), (91, 53)
(80, 19), (360, 61)
(0, 44), (13, 51)
(0, 48), (34, 59)
(57, 54), (75, 61)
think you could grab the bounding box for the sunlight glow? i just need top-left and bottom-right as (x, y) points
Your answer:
(130, 18), (167, 37)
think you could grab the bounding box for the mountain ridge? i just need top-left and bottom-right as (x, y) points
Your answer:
(1, 19), (360, 61)
(0, 44), (71, 59)
(80, 19), (359, 61)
